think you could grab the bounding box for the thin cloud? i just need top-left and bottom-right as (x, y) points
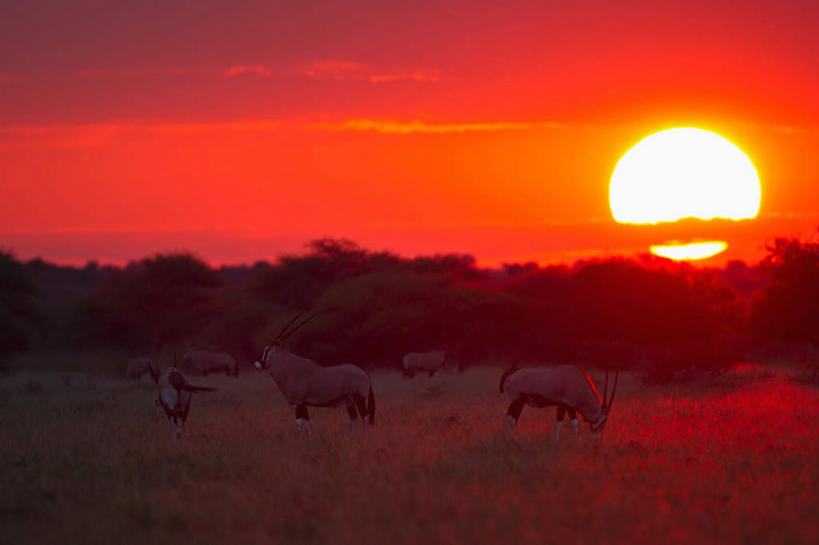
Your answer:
(225, 65), (272, 77)
(301, 60), (439, 83)
(368, 72), (439, 83)
(313, 119), (566, 134)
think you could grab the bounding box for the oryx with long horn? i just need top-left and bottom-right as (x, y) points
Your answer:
(254, 311), (376, 434)
(499, 364), (619, 440)
(150, 356), (216, 439)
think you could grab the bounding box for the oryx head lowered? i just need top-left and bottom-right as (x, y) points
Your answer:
(500, 364), (619, 441)
(589, 369), (620, 435)
(254, 311), (321, 370)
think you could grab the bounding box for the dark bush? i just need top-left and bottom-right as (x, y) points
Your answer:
(0, 251), (39, 358)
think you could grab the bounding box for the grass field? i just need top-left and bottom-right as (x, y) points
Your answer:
(1, 356), (816, 545)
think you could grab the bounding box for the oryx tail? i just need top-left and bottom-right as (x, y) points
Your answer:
(499, 365), (520, 394)
(181, 384), (216, 393)
(367, 385), (376, 425)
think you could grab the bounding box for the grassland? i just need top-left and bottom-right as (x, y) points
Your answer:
(1, 356), (816, 545)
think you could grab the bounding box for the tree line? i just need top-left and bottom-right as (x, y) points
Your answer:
(1, 234), (817, 381)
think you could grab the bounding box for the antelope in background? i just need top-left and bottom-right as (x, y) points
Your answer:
(499, 364), (619, 440)
(402, 349), (449, 378)
(150, 357), (216, 439)
(183, 348), (239, 377)
(125, 357), (156, 380)
(254, 312), (376, 434)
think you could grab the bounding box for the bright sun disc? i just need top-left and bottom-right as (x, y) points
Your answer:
(650, 241), (727, 260)
(610, 128), (760, 224)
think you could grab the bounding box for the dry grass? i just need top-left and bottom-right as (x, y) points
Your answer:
(0, 362), (816, 545)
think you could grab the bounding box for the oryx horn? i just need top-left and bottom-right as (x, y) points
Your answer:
(279, 310), (323, 343)
(608, 370), (619, 410)
(273, 312), (306, 344)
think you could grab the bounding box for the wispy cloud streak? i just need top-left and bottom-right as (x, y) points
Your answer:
(313, 119), (566, 134)
(225, 65), (272, 77)
(301, 60), (438, 84)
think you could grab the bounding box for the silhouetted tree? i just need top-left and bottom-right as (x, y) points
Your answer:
(0, 251), (39, 358)
(246, 239), (402, 309)
(89, 253), (223, 351)
(751, 233), (819, 349)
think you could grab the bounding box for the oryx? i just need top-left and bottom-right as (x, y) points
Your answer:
(183, 349), (238, 377)
(254, 312), (376, 434)
(150, 359), (215, 439)
(402, 349), (449, 378)
(499, 364), (619, 440)
(125, 357), (156, 380)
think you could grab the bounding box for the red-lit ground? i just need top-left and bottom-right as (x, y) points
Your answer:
(1, 358), (816, 545)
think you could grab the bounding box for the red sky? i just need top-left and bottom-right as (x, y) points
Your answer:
(2, 1), (818, 266)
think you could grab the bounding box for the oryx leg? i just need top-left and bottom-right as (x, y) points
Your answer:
(295, 404), (311, 435)
(556, 405), (566, 439)
(354, 393), (367, 419)
(345, 397), (359, 432)
(180, 399), (191, 424)
(568, 407), (578, 437)
(506, 397), (526, 428)
(160, 403), (175, 423)
(555, 406), (579, 439)
(173, 417), (185, 439)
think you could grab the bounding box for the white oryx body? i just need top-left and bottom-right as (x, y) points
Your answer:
(403, 350), (447, 378)
(256, 347), (375, 433)
(499, 364), (617, 440)
(254, 312), (375, 433)
(125, 357), (156, 380)
(184, 349), (238, 377)
(152, 366), (215, 439)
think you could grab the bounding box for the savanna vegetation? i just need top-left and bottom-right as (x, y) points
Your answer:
(1, 233), (817, 544)
(0, 365), (816, 545)
(2, 232), (818, 382)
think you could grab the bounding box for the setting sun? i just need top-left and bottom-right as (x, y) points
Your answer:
(650, 241), (728, 260)
(610, 128), (761, 224)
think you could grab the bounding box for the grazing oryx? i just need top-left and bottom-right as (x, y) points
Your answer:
(150, 361), (215, 439)
(402, 349), (449, 378)
(125, 357), (156, 380)
(254, 312), (375, 434)
(499, 364), (619, 440)
(183, 349), (238, 377)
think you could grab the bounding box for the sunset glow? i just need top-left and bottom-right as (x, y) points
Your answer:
(610, 128), (761, 224)
(2, 4), (818, 543)
(2, 2), (818, 266)
(650, 241), (728, 260)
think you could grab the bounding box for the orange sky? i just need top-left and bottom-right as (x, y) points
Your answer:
(2, 1), (818, 266)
